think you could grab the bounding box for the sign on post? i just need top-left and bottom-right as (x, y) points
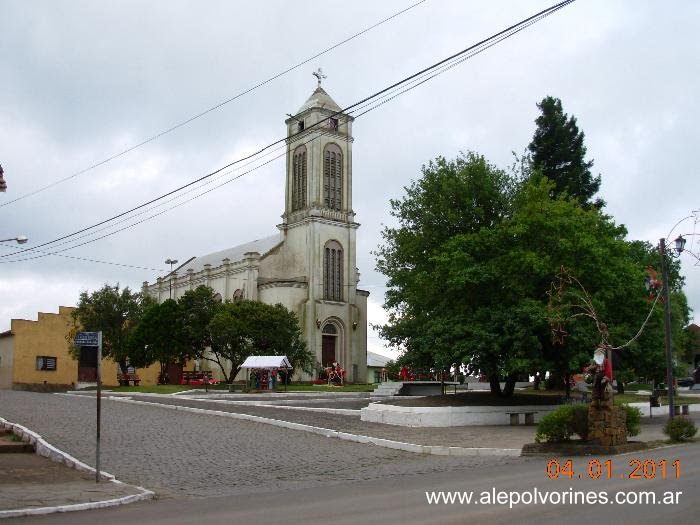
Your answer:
(73, 331), (102, 483)
(74, 331), (99, 347)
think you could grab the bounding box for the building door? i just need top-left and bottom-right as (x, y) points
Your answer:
(77, 347), (97, 382)
(321, 324), (338, 366)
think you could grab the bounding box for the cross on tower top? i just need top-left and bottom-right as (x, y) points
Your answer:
(312, 68), (327, 87)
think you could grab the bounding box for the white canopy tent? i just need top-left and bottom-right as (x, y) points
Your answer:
(240, 356), (293, 392)
(240, 356), (293, 369)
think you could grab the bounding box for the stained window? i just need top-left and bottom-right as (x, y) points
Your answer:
(324, 240), (343, 301)
(292, 146), (307, 211)
(323, 144), (342, 210)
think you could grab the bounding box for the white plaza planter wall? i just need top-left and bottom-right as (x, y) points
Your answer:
(360, 403), (560, 427)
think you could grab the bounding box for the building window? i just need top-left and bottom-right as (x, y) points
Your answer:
(297, 120), (305, 133)
(213, 293), (223, 303)
(329, 118), (338, 131)
(292, 145), (307, 211)
(36, 356), (57, 371)
(323, 144), (342, 210)
(232, 289), (244, 302)
(324, 240), (343, 301)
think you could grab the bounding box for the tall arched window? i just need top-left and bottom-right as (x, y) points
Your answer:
(292, 145), (307, 211)
(323, 144), (342, 210)
(324, 240), (343, 301)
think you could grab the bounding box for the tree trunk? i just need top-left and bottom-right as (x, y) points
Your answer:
(616, 381), (625, 394)
(204, 355), (230, 383)
(502, 373), (517, 397)
(489, 376), (502, 396)
(565, 371), (571, 399)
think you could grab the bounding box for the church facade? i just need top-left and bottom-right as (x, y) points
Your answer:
(145, 82), (368, 382)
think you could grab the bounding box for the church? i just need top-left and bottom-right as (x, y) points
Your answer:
(146, 76), (369, 383)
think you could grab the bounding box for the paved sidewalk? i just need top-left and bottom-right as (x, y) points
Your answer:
(0, 414), (154, 520)
(0, 453), (143, 514)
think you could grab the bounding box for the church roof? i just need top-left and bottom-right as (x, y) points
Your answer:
(296, 86), (342, 114)
(367, 351), (391, 368)
(177, 234), (282, 274)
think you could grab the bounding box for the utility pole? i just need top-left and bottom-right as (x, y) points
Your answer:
(659, 238), (675, 420)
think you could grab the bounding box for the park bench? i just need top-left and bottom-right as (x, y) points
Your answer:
(649, 389), (689, 417)
(507, 411), (536, 426)
(228, 381), (247, 393)
(117, 373), (141, 386)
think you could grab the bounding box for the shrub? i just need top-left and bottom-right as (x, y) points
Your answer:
(535, 406), (581, 443)
(621, 404), (642, 437)
(663, 417), (697, 442)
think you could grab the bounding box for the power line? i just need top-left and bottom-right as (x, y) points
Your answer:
(0, 0), (427, 209)
(1, 0), (575, 265)
(0, 242), (160, 271)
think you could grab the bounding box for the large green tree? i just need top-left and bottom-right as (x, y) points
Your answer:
(376, 152), (515, 382)
(377, 151), (684, 396)
(528, 96), (602, 207)
(605, 241), (690, 390)
(70, 284), (153, 374)
(128, 299), (191, 383)
(208, 300), (311, 382)
(178, 285), (221, 359)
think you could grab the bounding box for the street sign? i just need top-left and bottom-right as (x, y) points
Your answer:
(74, 331), (99, 347)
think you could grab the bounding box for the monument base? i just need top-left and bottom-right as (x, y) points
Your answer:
(588, 390), (627, 446)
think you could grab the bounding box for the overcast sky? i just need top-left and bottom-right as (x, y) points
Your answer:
(1, 0), (699, 358)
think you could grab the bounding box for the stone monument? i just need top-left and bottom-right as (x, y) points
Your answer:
(587, 347), (627, 446)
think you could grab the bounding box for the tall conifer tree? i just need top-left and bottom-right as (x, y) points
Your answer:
(528, 96), (602, 206)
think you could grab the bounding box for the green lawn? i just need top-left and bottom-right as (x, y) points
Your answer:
(520, 386), (700, 406)
(101, 385), (197, 394)
(281, 383), (374, 393)
(98, 383), (374, 394)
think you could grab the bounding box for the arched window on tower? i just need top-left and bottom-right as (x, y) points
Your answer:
(323, 144), (342, 211)
(324, 240), (343, 301)
(292, 145), (307, 211)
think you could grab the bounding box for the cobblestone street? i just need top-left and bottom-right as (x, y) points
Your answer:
(0, 391), (527, 499)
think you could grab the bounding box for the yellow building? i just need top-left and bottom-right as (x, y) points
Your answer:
(0, 306), (161, 390)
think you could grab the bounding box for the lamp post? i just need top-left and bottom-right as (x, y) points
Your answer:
(658, 235), (686, 420)
(0, 235), (28, 244)
(165, 258), (178, 299)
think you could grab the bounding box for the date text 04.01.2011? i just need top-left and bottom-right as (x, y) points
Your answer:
(546, 459), (681, 480)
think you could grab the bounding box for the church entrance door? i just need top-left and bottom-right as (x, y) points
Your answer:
(322, 335), (335, 366)
(321, 324), (338, 366)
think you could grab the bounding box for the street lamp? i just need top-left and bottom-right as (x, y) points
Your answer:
(658, 234), (688, 420)
(165, 258), (178, 299)
(0, 235), (28, 244)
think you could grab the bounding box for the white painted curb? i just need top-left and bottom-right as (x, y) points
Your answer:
(58, 393), (521, 457)
(0, 417), (155, 519)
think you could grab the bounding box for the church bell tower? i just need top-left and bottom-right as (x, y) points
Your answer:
(279, 70), (366, 381)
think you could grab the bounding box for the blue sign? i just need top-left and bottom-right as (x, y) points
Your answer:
(74, 331), (99, 347)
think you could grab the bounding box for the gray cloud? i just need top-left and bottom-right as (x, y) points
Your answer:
(1, 1), (698, 353)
